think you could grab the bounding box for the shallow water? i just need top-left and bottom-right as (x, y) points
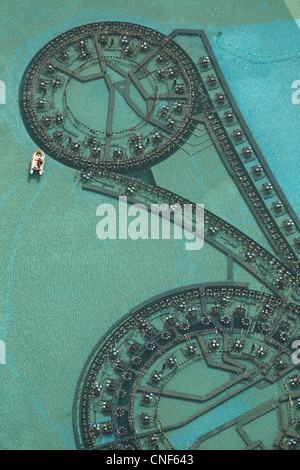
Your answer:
(0, 0), (299, 450)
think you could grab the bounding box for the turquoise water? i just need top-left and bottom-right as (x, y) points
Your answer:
(0, 0), (299, 450)
(209, 18), (300, 215)
(168, 396), (251, 449)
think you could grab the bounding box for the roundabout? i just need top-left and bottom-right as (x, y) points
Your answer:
(73, 284), (300, 450)
(20, 22), (200, 173)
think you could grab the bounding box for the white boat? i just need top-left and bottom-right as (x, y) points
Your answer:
(30, 150), (45, 175)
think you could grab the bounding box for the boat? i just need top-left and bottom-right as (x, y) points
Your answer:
(30, 150), (45, 175)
